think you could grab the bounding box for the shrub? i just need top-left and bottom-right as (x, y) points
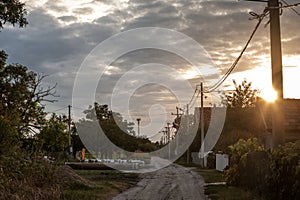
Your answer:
(0, 150), (61, 199)
(265, 141), (300, 200)
(225, 139), (300, 200)
(224, 138), (265, 187)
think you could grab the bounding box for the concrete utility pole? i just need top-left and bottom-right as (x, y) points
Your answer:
(136, 118), (141, 137)
(68, 105), (73, 155)
(268, 0), (285, 147)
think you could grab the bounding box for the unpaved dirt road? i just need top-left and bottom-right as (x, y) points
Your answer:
(113, 164), (207, 200)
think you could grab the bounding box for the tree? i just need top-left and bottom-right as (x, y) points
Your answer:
(0, 0), (28, 29)
(0, 115), (19, 154)
(225, 79), (258, 108)
(37, 114), (69, 153)
(78, 103), (156, 154)
(0, 51), (57, 137)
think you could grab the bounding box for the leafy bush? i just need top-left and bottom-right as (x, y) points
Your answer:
(224, 138), (265, 186)
(225, 139), (300, 200)
(265, 141), (300, 200)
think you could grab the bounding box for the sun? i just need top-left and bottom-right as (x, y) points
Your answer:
(260, 88), (277, 103)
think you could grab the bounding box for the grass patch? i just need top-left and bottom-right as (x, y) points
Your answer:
(61, 170), (139, 200)
(196, 169), (264, 200)
(195, 169), (225, 183)
(204, 185), (264, 200)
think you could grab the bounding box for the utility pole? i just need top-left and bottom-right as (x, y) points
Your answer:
(172, 106), (183, 155)
(171, 106), (182, 118)
(68, 105), (73, 155)
(136, 118), (141, 137)
(162, 130), (167, 144)
(243, 0), (285, 147)
(167, 122), (171, 143)
(167, 123), (171, 160)
(186, 104), (190, 164)
(200, 82), (205, 167)
(269, 0), (284, 147)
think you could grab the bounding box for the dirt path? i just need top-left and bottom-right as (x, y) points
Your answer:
(113, 164), (207, 200)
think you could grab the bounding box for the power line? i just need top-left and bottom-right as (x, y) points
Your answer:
(187, 88), (198, 106)
(281, 0), (300, 15)
(205, 9), (269, 93)
(188, 88), (201, 110)
(269, 1), (300, 9)
(72, 106), (87, 110)
(47, 106), (68, 113)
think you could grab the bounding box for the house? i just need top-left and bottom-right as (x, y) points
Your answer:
(193, 99), (300, 147)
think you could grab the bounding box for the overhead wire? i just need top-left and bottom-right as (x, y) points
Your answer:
(47, 106), (68, 113)
(188, 88), (201, 110)
(187, 88), (198, 106)
(273, 1), (300, 9)
(281, 0), (300, 15)
(205, 8), (270, 93)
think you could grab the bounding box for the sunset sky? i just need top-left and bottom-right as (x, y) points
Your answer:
(1, 0), (299, 140)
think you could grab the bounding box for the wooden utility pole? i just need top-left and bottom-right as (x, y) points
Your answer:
(136, 118), (141, 137)
(268, 0), (285, 147)
(68, 105), (73, 155)
(243, 0), (285, 147)
(186, 104), (190, 164)
(172, 106), (183, 155)
(200, 82), (205, 167)
(171, 106), (180, 118)
(166, 123), (171, 160)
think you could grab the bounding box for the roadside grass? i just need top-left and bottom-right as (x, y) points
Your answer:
(61, 170), (139, 200)
(195, 169), (264, 200)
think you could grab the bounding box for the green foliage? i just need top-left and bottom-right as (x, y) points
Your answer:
(78, 103), (156, 154)
(0, 7), (63, 199)
(38, 114), (69, 153)
(0, 51), (56, 137)
(225, 138), (265, 186)
(228, 138), (264, 166)
(0, 0), (28, 29)
(265, 141), (300, 200)
(215, 130), (254, 154)
(0, 116), (20, 154)
(225, 80), (258, 108)
(225, 139), (300, 200)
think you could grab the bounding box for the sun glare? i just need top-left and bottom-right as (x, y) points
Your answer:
(260, 88), (277, 103)
(182, 69), (199, 80)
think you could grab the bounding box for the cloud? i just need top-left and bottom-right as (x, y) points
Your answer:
(73, 7), (94, 15)
(1, 0), (300, 136)
(58, 15), (78, 22)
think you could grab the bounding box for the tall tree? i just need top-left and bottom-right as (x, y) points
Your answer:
(0, 0), (28, 29)
(225, 79), (258, 108)
(78, 103), (156, 154)
(0, 51), (57, 137)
